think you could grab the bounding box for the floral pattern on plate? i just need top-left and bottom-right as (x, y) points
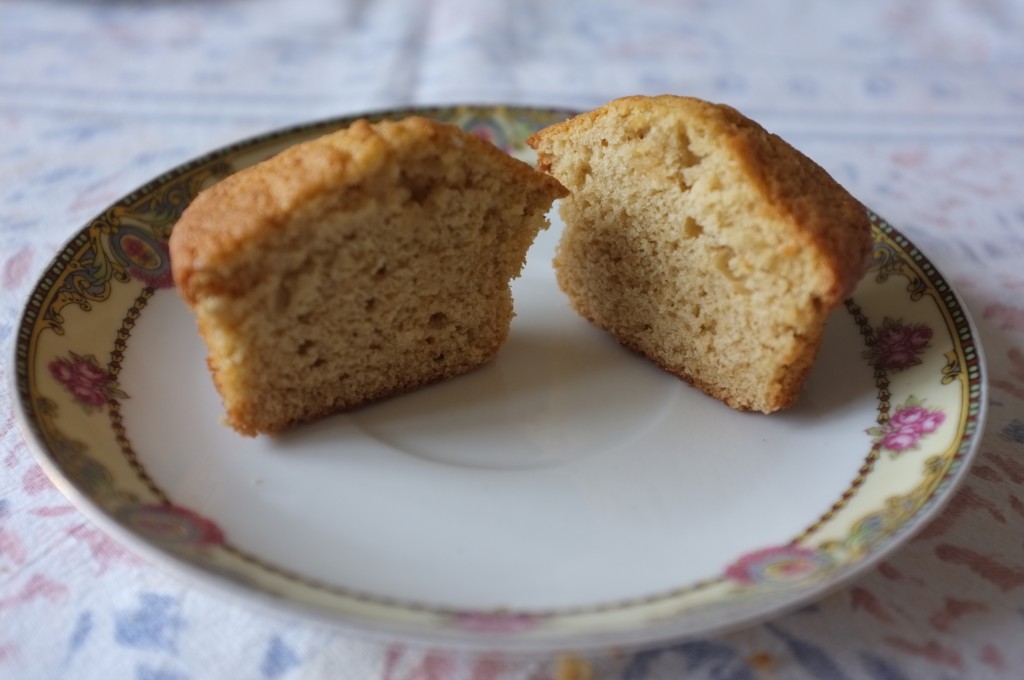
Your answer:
(868, 396), (946, 456)
(11, 106), (986, 652)
(49, 352), (128, 411)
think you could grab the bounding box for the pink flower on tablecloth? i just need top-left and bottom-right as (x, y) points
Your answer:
(68, 523), (146, 573)
(48, 352), (128, 412)
(867, 396), (946, 456)
(863, 318), (933, 372)
(725, 545), (833, 586)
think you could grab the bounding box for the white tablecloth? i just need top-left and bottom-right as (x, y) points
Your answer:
(2, 1), (1023, 678)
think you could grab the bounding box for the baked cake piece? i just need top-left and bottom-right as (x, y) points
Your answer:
(528, 95), (872, 413)
(171, 116), (567, 435)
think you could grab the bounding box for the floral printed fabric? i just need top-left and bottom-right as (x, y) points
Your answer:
(2, 1), (1023, 679)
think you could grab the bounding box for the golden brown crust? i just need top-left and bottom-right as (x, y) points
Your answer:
(529, 95), (871, 413)
(172, 117), (566, 305)
(170, 116), (566, 435)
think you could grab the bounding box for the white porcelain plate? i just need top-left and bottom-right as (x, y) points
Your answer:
(12, 106), (986, 654)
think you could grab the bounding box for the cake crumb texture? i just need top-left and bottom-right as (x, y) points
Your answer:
(528, 95), (872, 413)
(171, 116), (566, 435)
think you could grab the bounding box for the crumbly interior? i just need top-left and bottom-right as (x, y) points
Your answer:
(180, 123), (559, 435)
(534, 100), (856, 412)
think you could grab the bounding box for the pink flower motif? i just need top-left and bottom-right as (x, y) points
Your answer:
(72, 358), (107, 383)
(725, 545), (832, 586)
(467, 123), (512, 152)
(70, 382), (108, 407)
(867, 396), (946, 456)
(471, 126), (496, 144)
(47, 352), (128, 411)
(863, 318), (933, 372)
(881, 430), (919, 452)
(919, 410), (946, 434)
(889, 405), (930, 430)
(888, 406), (947, 438)
(118, 503), (225, 548)
(48, 359), (75, 383)
(115, 231), (175, 288)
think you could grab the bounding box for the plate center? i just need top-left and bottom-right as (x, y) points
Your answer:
(348, 314), (678, 469)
